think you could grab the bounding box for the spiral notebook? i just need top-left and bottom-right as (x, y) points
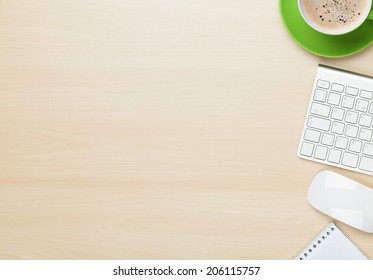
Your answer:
(295, 223), (368, 260)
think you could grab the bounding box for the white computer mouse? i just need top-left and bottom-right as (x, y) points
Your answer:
(308, 171), (373, 233)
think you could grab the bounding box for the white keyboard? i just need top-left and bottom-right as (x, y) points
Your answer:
(298, 64), (373, 176)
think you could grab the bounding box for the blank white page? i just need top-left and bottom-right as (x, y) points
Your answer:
(294, 223), (368, 260)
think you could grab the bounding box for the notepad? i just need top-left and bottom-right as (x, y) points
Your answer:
(294, 223), (368, 260)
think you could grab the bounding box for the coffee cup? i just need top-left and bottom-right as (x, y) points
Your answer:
(298, 0), (373, 35)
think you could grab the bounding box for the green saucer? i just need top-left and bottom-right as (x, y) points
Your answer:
(279, 0), (373, 58)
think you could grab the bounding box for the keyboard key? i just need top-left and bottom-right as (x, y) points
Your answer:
(346, 86), (359, 96)
(341, 96), (355, 109)
(313, 89), (327, 102)
(335, 136), (349, 150)
(355, 99), (369, 112)
(342, 152), (359, 168)
(304, 129), (321, 143)
(331, 122), (344, 135)
(327, 92), (341, 106)
(345, 125), (359, 138)
(317, 80), (330, 89)
(360, 90), (373, 100)
(307, 116), (331, 131)
(359, 114), (373, 127)
(359, 128), (373, 142)
(349, 140), (362, 153)
(300, 142), (314, 157)
(331, 83), (344, 93)
(321, 133), (334, 146)
(345, 111), (359, 124)
(359, 156), (373, 172)
(328, 149), (342, 164)
(331, 107), (345, 120)
(314, 145), (328, 160)
(363, 143), (373, 157)
(310, 102), (331, 117)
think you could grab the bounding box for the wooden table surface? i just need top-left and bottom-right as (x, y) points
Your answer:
(1, 0), (373, 259)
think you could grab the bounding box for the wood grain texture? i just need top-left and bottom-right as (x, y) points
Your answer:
(1, 0), (373, 259)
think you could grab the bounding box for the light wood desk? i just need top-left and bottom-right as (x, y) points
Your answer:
(0, 0), (373, 259)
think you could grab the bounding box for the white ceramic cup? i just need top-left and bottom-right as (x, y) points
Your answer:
(298, 0), (373, 35)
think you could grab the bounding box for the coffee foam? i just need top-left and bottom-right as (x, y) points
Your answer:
(303, 0), (369, 31)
